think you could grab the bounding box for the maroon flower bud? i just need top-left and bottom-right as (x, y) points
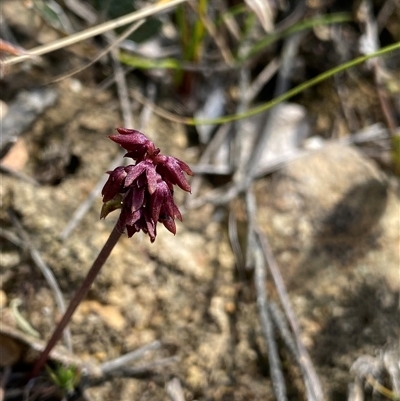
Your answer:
(109, 128), (158, 159)
(149, 178), (181, 223)
(123, 185), (145, 214)
(101, 128), (192, 242)
(124, 207), (156, 242)
(124, 160), (158, 194)
(102, 166), (127, 203)
(159, 213), (176, 235)
(154, 154), (193, 192)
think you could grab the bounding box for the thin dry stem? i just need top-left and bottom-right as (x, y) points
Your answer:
(255, 228), (324, 401)
(2, 0), (188, 68)
(249, 192), (288, 401)
(50, 20), (145, 84)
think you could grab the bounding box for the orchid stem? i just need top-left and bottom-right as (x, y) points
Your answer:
(31, 224), (122, 378)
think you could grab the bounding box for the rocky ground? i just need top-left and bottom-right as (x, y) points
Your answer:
(0, 1), (399, 400)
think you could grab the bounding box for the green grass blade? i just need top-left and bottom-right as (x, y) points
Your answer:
(189, 41), (400, 125)
(119, 53), (182, 69)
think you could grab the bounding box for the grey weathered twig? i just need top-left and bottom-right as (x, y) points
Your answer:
(187, 34), (305, 216)
(254, 241), (288, 401)
(101, 356), (179, 379)
(268, 302), (298, 361)
(247, 190), (288, 401)
(0, 227), (24, 247)
(256, 228), (323, 401)
(100, 341), (161, 375)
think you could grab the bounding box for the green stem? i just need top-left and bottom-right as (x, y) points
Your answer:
(31, 224), (122, 378)
(189, 40), (400, 125)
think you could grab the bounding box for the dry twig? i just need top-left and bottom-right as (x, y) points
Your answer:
(1, 0), (188, 68)
(100, 341), (161, 375)
(247, 190), (288, 401)
(256, 228), (323, 401)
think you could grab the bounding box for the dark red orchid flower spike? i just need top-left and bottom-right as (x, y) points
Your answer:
(31, 128), (193, 378)
(101, 128), (193, 242)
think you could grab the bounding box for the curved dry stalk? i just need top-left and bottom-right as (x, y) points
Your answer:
(2, 0), (188, 68)
(190, 40), (400, 126)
